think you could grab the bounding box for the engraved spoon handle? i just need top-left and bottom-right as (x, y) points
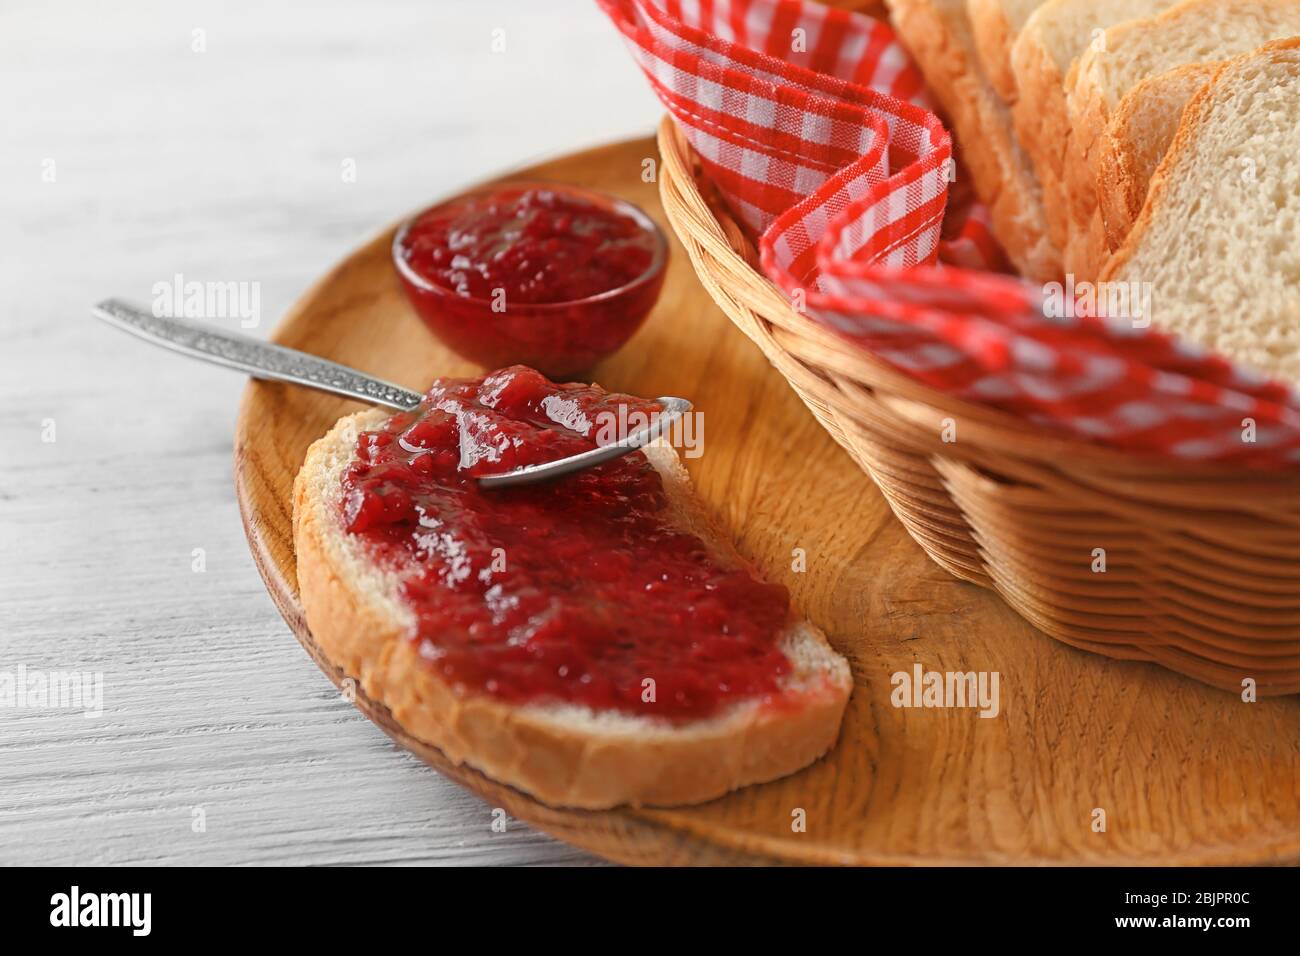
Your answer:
(91, 299), (423, 411)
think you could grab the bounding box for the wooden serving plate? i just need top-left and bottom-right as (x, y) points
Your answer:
(235, 136), (1300, 865)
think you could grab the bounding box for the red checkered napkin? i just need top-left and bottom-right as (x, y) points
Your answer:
(597, 0), (1300, 466)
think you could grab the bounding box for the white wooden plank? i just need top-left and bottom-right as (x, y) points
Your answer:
(0, 0), (662, 865)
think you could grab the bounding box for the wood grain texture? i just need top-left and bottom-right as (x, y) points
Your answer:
(238, 135), (1300, 866)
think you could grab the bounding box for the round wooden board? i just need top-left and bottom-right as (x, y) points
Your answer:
(235, 136), (1300, 866)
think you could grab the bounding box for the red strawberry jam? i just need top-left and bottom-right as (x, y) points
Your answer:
(340, 366), (791, 721)
(401, 186), (656, 304)
(394, 184), (667, 378)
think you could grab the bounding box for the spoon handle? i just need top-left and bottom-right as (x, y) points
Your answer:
(91, 299), (424, 411)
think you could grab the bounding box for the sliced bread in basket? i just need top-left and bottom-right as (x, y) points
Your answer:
(1094, 62), (1216, 256)
(968, 0), (1048, 101)
(1064, 0), (1300, 278)
(886, 0), (1062, 280)
(1101, 38), (1300, 386)
(1009, 0), (1180, 252)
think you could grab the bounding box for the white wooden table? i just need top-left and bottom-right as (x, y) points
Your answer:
(0, 0), (663, 865)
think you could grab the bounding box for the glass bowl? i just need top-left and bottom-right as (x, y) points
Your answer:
(392, 181), (668, 378)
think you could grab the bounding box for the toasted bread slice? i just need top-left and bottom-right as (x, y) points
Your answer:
(886, 0), (1062, 280)
(1064, 0), (1300, 277)
(968, 0), (1048, 102)
(1095, 62), (1215, 255)
(1009, 0), (1179, 250)
(1101, 38), (1300, 386)
(292, 408), (853, 809)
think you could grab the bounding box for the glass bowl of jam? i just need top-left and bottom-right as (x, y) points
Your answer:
(393, 182), (668, 378)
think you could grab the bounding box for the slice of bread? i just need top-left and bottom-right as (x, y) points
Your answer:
(1101, 38), (1300, 386)
(969, 0), (1048, 102)
(1009, 0), (1179, 250)
(292, 408), (854, 809)
(1095, 63), (1215, 255)
(1064, 0), (1300, 277)
(886, 0), (1062, 280)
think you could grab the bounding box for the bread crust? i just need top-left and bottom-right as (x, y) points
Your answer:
(293, 410), (853, 809)
(969, 0), (1022, 102)
(1008, 12), (1073, 248)
(1062, 53), (1108, 239)
(1095, 63), (1213, 253)
(1063, 205), (1107, 281)
(1062, 4), (1173, 247)
(1101, 37), (1300, 288)
(1009, 0), (1174, 251)
(887, 0), (1062, 280)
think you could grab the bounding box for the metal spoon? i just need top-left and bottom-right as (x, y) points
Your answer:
(478, 394), (691, 488)
(91, 298), (691, 488)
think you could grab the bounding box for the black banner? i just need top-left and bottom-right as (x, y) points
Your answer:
(0, 866), (1289, 942)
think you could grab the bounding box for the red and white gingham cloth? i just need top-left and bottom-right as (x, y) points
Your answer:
(597, 0), (1300, 466)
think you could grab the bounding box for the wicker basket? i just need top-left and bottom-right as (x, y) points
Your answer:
(657, 116), (1300, 696)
